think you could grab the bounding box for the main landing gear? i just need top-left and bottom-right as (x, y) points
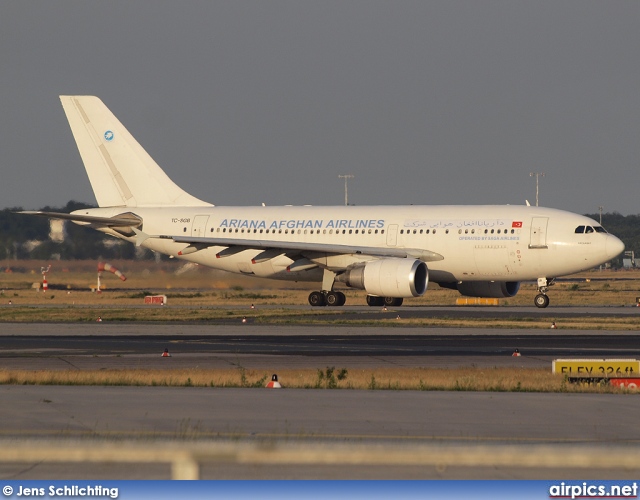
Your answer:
(534, 277), (555, 308)
(308, 269), (347, 307)
(307, 291), (404, 307)
(308, 290), (346, 307)
(366, 295), (403, 307)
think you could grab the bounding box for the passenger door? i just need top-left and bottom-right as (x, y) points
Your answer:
(529, 217), (548, 249)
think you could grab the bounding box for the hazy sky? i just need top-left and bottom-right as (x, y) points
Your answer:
(1, 2), (639, 215)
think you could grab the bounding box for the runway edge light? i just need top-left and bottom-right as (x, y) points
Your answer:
(266, 374), (282, 388)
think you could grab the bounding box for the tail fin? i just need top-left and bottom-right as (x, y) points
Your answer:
(60, 96), (211, 208)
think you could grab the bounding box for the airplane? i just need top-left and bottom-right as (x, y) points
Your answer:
(20, 96), (624, 308)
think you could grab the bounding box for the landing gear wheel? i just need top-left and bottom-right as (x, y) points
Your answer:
(336, 291), (346, 306)
(366, 295), (385, 307)
(325, 291), (342, 307)
(384, 297), (404, 307)
(534, 294), (550, 308)
(308, 291), (326, 307)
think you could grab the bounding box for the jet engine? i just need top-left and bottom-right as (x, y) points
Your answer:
(456, 281), (520, 298)
(336, 258), (428, 298)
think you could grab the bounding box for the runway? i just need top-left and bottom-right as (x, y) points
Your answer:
(2, 313), (640, 479)
(2, 386), (640, 479)
(1, 322), (640, 370)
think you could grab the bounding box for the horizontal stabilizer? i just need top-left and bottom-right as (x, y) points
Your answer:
(18, 211), (142, 227)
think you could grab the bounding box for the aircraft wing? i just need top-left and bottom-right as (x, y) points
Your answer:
(167, 235), (444, 262)
(18, 211), (142, 228)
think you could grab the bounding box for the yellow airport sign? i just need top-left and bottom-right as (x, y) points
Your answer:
(552, 359), (640, 378)
(455, 298), (499, 306)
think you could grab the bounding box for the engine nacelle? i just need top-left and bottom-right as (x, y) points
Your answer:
(336, 258), (428, 298)
(456, 281), (520, 298)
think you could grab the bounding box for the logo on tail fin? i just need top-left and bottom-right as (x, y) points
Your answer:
(104, 130), (114, 142)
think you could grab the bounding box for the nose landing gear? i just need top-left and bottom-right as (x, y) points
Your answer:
(534, 277), (555, 308)
(534, 293), (550, 308)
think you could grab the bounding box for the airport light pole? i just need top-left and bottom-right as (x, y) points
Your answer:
(598, 206), (603, 225)
(529, 172), (545, 207)
(338, 174), (354, 206)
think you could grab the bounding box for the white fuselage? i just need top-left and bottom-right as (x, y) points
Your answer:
(74, 204), (624, 286)
(26, 96), (626, 307)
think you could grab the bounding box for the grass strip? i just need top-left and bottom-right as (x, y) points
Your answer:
(0, 367), (635, 393)
(0, 305), (638, 330)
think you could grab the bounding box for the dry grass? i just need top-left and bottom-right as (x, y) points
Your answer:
(1, 261), (640, 328)
(2, 260), (640, 308)
(0, 367), (632, 393)
(0, 304), (638, 329)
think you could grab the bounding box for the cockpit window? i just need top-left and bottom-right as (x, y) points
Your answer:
(576, 225), (607, 234)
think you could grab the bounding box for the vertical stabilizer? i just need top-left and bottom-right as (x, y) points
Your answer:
(60, 96), (211, 208)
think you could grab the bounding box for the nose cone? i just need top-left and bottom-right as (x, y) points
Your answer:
(606, 235), (625, 259)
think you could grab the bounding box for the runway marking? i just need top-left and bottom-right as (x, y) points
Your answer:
(0, 429), (636, 444)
